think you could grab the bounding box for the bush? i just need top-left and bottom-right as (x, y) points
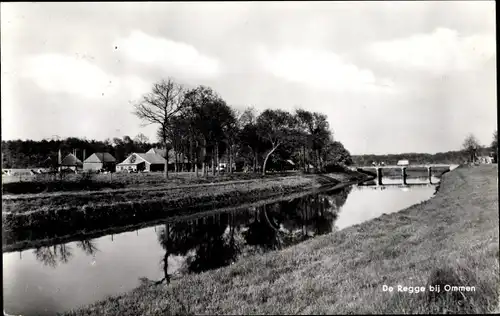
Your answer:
(323, 163), (350, 173)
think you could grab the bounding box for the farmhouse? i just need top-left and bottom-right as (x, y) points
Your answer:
(83, 152), (117, 172)
(147, 148), (189, 170)
(59, 153), (83, 172)
(116, 153), (166, 172)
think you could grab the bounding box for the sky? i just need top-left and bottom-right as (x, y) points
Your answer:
(1, 1), (496, 155)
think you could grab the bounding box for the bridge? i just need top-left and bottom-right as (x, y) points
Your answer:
(350, 164), (458, 185)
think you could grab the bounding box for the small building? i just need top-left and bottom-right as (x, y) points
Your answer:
(59, 153), (83, 172)
(397, 159), (409, 166)
(116, 153), (166, 172)
(478, 156), (493, 164)
(83, 152), (117, 172)
(281, 159), (296, 171)
(147, 148), (189, 171)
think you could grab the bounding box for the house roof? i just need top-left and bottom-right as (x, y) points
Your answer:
(84, 152), (116, 163)
(117, 152), (166, 166)
(147, 148), (188, 163)
(60, 153), (83, 166)
(137, 153), (167, 164)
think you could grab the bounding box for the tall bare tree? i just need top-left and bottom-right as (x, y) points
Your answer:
(134, 133), (149, 144)
(133, 78), (185, 178)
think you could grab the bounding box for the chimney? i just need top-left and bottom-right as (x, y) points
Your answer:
(58, 149), (62, 165)
(83, 149), (86, 161)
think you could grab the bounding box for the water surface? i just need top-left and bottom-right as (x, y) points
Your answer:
(3, 178), (438, 315)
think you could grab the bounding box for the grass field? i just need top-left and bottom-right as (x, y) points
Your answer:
(65, 164), (499, 315)
(1, 171), (299, 194)
(2, 170), (367, 237)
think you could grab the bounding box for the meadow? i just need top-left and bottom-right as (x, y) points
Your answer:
(2, 169), (368, 237)
(2, 171), (297, 194)
(65, 165), (499, 315)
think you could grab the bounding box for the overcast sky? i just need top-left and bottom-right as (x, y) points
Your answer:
(1, 2), (496, 155)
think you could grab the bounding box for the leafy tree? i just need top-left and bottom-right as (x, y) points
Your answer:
(182, 86), (235, 176)
(294, 109), (334, 172)
(256, 109), (297, 175)
(294, 109), (314, 172)
(323, 140), (353, 166)
(222, 107), (240, 173)
(462, 133), (480, 163)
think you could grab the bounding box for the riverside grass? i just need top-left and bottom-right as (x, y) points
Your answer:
(65, 165), (499, 315)
(3, 172), (364, 235)
(1, 171), (297, 194)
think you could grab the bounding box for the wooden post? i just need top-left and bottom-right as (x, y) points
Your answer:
(428, 167), (432, 184)
(402, 167), (407, 185)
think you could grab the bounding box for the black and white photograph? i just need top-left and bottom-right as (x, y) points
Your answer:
(1, 1), (498, 315)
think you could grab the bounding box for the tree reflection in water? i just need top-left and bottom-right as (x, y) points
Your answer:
(33, 244), (73, 268)
(147, 186), (353, 283)
(150, 213), (243, 285)
(33, 240), (98, 268)
(76, 239), (99, 256)
(29, 187), (353, 281)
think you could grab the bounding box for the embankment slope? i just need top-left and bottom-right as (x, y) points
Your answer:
(66, 165), (499, 315)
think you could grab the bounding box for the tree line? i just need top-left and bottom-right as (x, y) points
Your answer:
(1, 135), (159, 169)
(2, 77), (352, 174)
(353, 131), (498, 166)
(133, 78), (352, 177)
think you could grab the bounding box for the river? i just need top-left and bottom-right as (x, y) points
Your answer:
(3, 176), (440, 315)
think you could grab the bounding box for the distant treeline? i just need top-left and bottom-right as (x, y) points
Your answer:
(352, 147), (495, 166)
(1, 136), (160, 169)
(2, 80), (355, 173)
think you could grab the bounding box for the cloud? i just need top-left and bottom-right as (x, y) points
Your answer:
(115, 30), (220, 80)
(369, 28), (496, 75)
(256, 47), (395, 93)
(122, 75), (152, 102)
(22, 54), (119, 98)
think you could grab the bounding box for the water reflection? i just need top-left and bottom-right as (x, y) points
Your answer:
(75, 240), (99, 256)
(33, 244), (73, 268)
(139, 186), (353, 284)
(4, 184), (438, 316)
(24, 187), (352, 284)
(19, 184), (424, 277)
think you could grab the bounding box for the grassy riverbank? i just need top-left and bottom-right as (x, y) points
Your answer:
(2, 171), (297, 194)
(2, 170), (367, 236)
(66, 165), (499, 315)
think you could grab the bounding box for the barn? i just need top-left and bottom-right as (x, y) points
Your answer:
(116, 153), (166, 172)
(59, 153), (83, 172)
(147, 148), (189, 171)
(83, 152), (117, 172)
